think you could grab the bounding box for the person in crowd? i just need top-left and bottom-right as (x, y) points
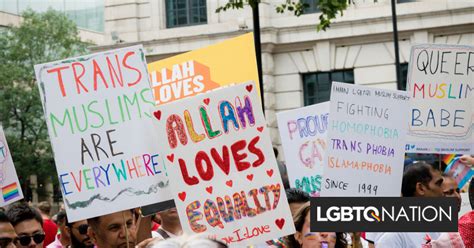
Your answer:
(65, 219), (94, 248)
(0, 210), (17, 248)
(51, 204), (65, 225)
(37, 202), (58, 246)
(46, 211), (69, 248)
(152, 208), (183, 239)
(6, 202), (46, 248)
(376, 161), (444, 247)
(286, 202), (347, 248)
(87, 209), (137, 248)
(457, 178), (473, 248)
(286, 188), (310, 215)
(442, 173), (462, 212)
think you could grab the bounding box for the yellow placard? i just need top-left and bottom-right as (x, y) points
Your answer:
(148, 33), (259, 105)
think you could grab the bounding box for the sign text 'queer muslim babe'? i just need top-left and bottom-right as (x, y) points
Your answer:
(277, 102), (329, 197)
(148, 33), (259, 105)
(405, 44), (473, 154)
(35, 46), (171, 221)
(321, 82), (410, 197)
(0, 126), (24, 207)
(151, 82), (295, 246)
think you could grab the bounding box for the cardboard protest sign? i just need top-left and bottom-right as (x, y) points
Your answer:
(151, 82), (295, 246)
(35, 46), (171, 221)
(405, 44), (473, 154)
(276, 102), (329, 197)
(321, 82), (410, 197)
(0, 126), (24, 207)
(148, 33), (259, 105)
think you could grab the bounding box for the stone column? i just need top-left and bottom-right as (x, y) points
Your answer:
(261, 45), (279, 151)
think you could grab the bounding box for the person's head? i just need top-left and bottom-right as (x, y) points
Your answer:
(6, 202), (45, 248)
(286, 188), (310, 216)
(56, 211), (69, 240)
(36, 202), (51, 217)
(288, 202), (347, 248)
(156, 208), (180, 227)
(66, 219), (93, 248)
(442, 173), (462, 211)
(87, 210), (136, 248)
(0, 211), (17, 248)
(402, 161), (444, 197)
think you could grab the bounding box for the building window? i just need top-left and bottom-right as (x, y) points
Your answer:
(166, 0), (207, 28)
(301, 0), (320, 14)
(303, 70), (354, 105)
(400, 63), (409, 91)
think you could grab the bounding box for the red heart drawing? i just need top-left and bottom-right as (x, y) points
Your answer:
(203, 98), (210, 105)
(206, 186), (213, 194)
(257, 126), (264, 132)
(153, 110), (162, 120)
(275, 218), (285, 229)
(178, 192), (186, 201)
(226, 180), (233, 187)
(167, 154), (174, 162)
(246, 84), (253, 92)
(266, 169), (274, 177)
(246, 174), (254, 181)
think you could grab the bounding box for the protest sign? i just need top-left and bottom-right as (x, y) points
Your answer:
(276, 102), (329, 196)
(405, 44), (473, 154)
(151, 82), (295, 246)
(444, 157), (474, 189)
(148, 33), (259, 105)
(321, 82), (410, 197)
(35, 46), (171, 221)
(0, 126), (23, 207)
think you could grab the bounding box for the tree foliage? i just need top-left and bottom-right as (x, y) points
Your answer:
(216, 0), (348, 31)
(0, 9), (87, 183)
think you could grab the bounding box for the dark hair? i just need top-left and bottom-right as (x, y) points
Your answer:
(56, 210), (68, 225)
(0, 210), (11, 223)
(286, 188), (310, 204)
(286, 202), (347, 248)
(402, 161), (434, 197)
(6, 202), (43, 227)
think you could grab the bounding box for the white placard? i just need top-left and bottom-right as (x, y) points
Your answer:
(0, 126), (24, 207)
(151, 82), (295, 246)
(405, 44), (473, 154)
(277, 102), (329, 196)
(35, 46), (171, 221)
(321, 82), (410, 197)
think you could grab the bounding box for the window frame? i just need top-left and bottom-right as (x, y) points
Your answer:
(165, 0), (207, 29)
(302, 69), (355, 106)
